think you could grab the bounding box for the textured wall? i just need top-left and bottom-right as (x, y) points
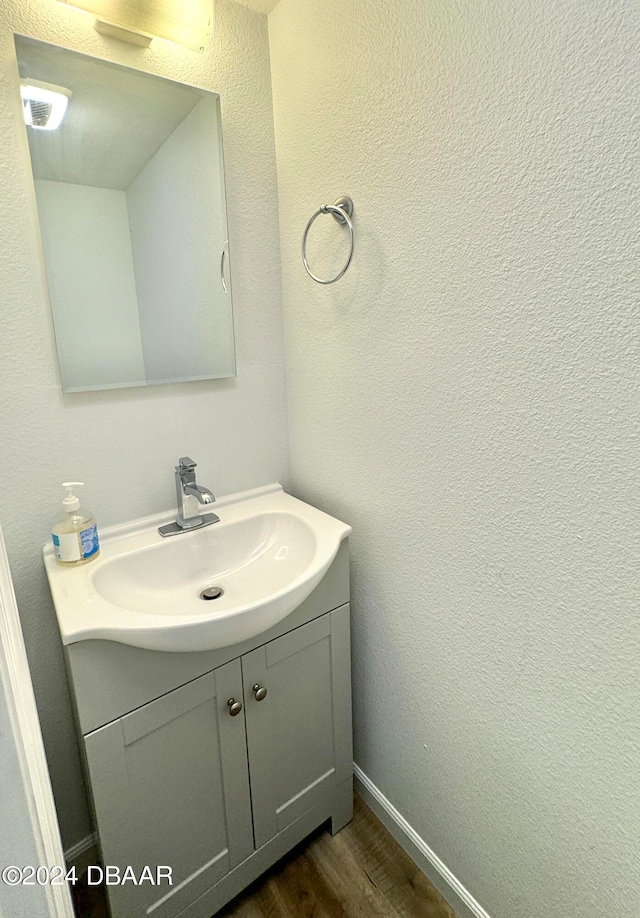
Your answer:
(269, 1), (639, 916)
(0, 0), (288, 847)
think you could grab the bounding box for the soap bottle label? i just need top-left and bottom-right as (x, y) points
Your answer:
(52, 531), (81, 562)
(80, 524), (99, 559)
(52, 524), (100, 562)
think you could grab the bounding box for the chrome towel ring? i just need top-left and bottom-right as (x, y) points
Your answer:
(302, 196), (354, 284)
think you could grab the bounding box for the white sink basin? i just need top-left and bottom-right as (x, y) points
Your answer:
(43, 484), (351, 653)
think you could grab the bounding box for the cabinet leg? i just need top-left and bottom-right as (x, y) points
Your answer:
(330, 778), (354, 835)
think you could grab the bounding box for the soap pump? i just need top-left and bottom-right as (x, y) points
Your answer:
(51, 482), (100, 565)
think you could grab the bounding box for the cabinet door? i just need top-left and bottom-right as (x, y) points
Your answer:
(242, 605), (352, 848)
(84, 659), (253, 918)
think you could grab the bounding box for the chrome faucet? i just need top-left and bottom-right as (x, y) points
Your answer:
(158, 457), (220, 538)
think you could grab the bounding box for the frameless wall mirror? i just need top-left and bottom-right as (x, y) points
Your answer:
(15, 36), (236, 392)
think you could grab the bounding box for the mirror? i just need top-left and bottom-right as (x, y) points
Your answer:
(15, 36), (236, 392)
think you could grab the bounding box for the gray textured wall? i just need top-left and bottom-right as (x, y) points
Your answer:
(269, 1), (639, 916)
(0, 0), (288, 849)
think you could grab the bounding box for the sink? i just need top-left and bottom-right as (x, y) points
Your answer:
(43, 484), (351, 653)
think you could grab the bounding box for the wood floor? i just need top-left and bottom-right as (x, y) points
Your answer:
(73, 795), (457, 918)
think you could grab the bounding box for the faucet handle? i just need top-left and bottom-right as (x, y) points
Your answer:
(177, 457), (197, 473)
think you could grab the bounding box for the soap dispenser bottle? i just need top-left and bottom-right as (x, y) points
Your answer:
(52, 482), (100, 565)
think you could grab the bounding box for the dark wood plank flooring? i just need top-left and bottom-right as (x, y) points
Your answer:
(73, 795), (457, 918)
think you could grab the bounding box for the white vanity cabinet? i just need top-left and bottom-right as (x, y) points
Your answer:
(64, 542), (352, 918)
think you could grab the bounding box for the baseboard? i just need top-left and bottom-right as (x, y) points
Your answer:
(353, 765), (492, 918)
(64, 832), (99, 875)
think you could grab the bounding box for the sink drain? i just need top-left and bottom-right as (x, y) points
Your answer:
(200, 586), (224, 601)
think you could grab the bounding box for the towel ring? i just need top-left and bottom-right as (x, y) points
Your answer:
(302, 196), (354, 285)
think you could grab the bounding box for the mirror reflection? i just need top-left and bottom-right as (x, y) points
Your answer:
(15, 36), (236, 392)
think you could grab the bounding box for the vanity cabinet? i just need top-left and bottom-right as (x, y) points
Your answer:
(84, 660), (253, 918)
(65, 542), (352, 918)
(242, 609), (351, 850)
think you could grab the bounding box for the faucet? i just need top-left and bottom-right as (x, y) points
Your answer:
(158, 457), (220, 537)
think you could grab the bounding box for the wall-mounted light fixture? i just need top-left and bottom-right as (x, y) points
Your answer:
(56, 0), (214, 52)
(21, 80), (72, 131)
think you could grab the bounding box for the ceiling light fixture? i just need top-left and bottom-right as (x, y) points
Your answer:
(21, 80), (72, 131)
(56, 0), (214, 52)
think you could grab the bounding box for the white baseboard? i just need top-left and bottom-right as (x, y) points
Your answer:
(64, 832), (98, 874)
(354, 764), (492, 918)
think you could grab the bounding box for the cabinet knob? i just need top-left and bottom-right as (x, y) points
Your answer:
(227, 698), (243, 716)
(252, 684), (267, 702)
